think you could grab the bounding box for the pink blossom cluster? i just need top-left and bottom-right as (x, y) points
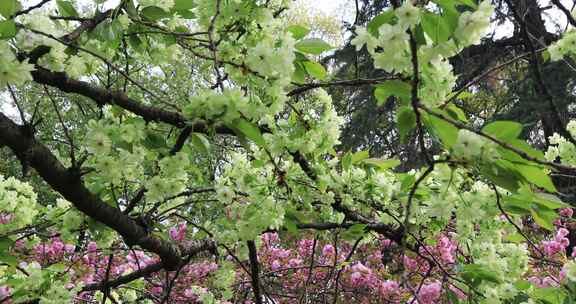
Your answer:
(32, 237), (75, 264)
(542, 228), (570, 257)
(419, 234), (458, 265)
(0, 213), (13, 225)
(2, 221), (576, 303)
(416, 281), (442, 304)
(169, 222), (187, 241)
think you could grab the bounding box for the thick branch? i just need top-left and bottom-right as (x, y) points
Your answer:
(0, 113), (182, 270)
(247, 240), (263, 304)
(31, 67), (187, 127)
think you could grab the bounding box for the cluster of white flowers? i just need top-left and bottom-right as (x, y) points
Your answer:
(564, 260), (576, 282)
(545, 120), (576, 165)
(0, 175), (38, 233)
(83, 116), (173, 201)
(145, 152), (191, 202)
(351, 0), (419, 54)
(138, 0), (175, 11)
(184, 89), (253, 123)
(454, 1), (494, 46)
(43, 198), (86, 242)
(351, 27), (378, 53)
(373, 25), (411, 73)
(6, 261), (81, 304)
(15, 12), (101, 78)
(245, 33), (296, 81)
(396, 1), (420, 29)
(265, 89), (344, 155)
(351, 1), (494, 106)
(148, 42), (183, 65)
(0, 42), (35, 88)
(469, 237), (529, 303)
(548, 30), (576, 61)
(452, 129), (497, 160)
(420, 57), (457, 106)
(210, 152), (286, 242)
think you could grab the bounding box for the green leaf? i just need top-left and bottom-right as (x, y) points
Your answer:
(125, 0), (138, 17)
(413, 25), (427, 46)
(432, 0), (460, 30)
(56, 0), (78, 17)
(48, 263), (66, 272)
(515, 280), (532, 291)
(400, 174), (416, 192)
(542, 50), (551, 62)
(533, 192), (569, 209)
(284, 218), (299, 234)
(144, 131), (167, 150)
(302, 61), (327, 80)
(367, 10), (395, 36)
(374, 80), (411, 105)
(175, 9), (195, 19)
(190, 133), (211, 154)
(516, 164), (556, 192)
(499, 139), (546, 165)
(0, 0), (20, 18)
(0, 20), (16, 40)
(232, 119), (266, 147)
(480, 160), (523, 192)
(509, 139), (545, 160)
(454, 0), (478, 8)
(294, 52), (308, 62)
(446, 290), (462, 304)
(421, 12), (452, 44)
(292, 62), (307, 84)
(530, 206), (557, 231)
(461, 264), (502, 286)
(482, 121), (523, 141)
(504, 188), (567, 215)
(0, 253), (18, 266)
(502, 195), (532, 215)
(341, 224), (367, 241)
(445, 104), (468, 122)
(532, 287), (566, 304)
(286, 25), (310, 40)
(295, 38), (333, 55)
(283, 211), (300, 235)
(0, 237), (14, 252)
(363, 158), (401, 170)
(504, 232), (526, 243)
(128, 34), (144, 53)
(141, 6), (170, 21)
(396, 106), (416, 144)
(424, 112), (458, 148)
(95, 19), (123, 48)
(342, 152), (352, 171)
(351, 150), (370, 164)
(173, 0), (195, 10)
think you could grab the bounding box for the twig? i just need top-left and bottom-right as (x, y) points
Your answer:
(491, 184), (545, 257)
(287, 77), (400, 96)
(44, 86), (76, 164)
(10, 0), (51, 19)
(332, 236), (363, 304)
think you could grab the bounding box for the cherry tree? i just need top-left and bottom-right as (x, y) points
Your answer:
(0, 0), (576, 303)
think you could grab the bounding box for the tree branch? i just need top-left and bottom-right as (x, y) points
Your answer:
(80, 239), (215, 291)
(247, 240), (263, 304)
(0, 113), (182, 270)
